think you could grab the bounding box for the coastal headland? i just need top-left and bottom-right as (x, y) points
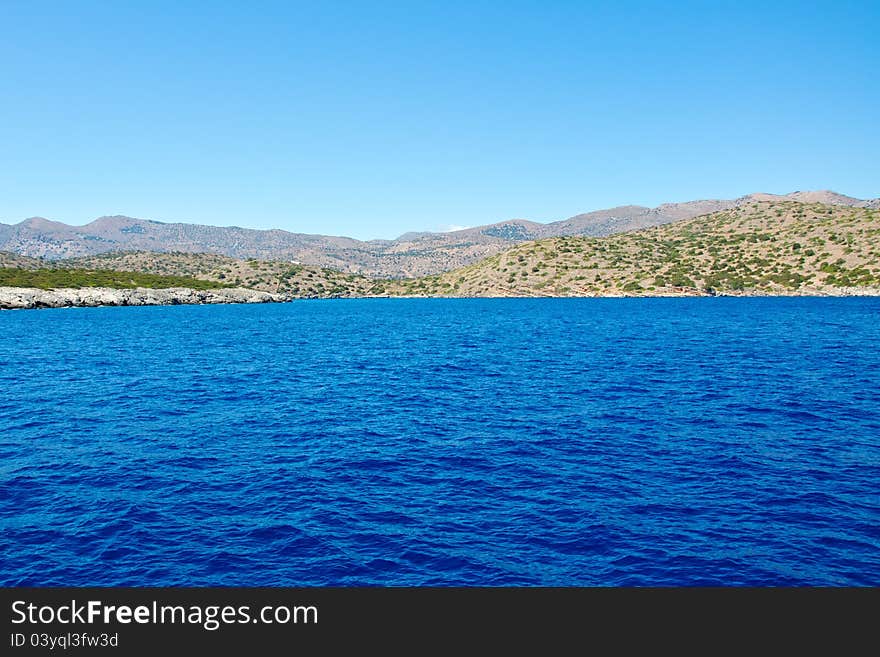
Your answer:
(0, 286), (288, 310)
(2, 196), (878, 308)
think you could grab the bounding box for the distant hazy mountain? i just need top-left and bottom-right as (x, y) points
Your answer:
(1, 191), (875, 277)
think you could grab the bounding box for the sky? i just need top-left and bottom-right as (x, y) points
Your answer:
(1, 1), (877, 240)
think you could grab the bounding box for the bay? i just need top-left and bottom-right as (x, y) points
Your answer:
(1, 298), (878, 585)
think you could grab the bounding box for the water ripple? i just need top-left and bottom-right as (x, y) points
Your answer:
(1, 298), (879, 585)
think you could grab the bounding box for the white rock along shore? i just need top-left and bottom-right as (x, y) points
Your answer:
(0, 286), (290, 310)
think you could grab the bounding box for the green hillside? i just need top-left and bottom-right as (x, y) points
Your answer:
(62, 251), (375, 297)
(2, 201), (878, 297)
(0, 268), (229, 290)
(379, 201), (880, 297)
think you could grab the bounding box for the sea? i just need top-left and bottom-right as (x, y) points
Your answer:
(1, 298), (878, 586)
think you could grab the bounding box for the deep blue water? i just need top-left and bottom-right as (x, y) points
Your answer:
(1, 298), (878, 586)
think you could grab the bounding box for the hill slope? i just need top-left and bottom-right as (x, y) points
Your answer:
(0, 252), (46, 269)
(2, 191), (875, 276)
(381, 201), (880, 297)
(0, 268), (229, 291)
(4, 200), (877, 298)
(62, 251), (376, 297)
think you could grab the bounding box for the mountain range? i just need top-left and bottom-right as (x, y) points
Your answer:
(2, 191), (876, 277)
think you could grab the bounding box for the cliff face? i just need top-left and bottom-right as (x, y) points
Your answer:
(0, 286), (289, 310)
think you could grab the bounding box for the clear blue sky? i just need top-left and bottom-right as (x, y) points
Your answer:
(1, 1), (877, 239)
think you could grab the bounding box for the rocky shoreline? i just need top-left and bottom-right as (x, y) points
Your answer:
(384, 286), (880, 298)
(578, 286), (880, 299)
(3, 285), (879, 309)
(710, 286), (880, 298)
(0, 286), (290, 310)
